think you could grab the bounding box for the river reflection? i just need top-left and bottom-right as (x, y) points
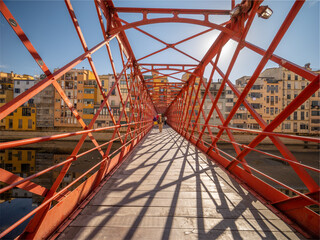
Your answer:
(0, 141), (121, 239)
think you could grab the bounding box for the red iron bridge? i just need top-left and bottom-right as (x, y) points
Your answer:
(0, 0), (319, 239)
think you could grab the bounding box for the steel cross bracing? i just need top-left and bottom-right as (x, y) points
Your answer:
(0, 0), (319, 239)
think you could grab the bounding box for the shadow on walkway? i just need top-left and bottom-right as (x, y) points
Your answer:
(57, 126), (304, 240)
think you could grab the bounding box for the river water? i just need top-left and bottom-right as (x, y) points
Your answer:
(0, 140), (121, 239)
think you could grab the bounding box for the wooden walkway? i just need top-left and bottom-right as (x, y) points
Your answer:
(57, 126), (304, 240)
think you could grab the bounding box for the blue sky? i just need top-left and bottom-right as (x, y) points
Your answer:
(0, 0), (319, 82)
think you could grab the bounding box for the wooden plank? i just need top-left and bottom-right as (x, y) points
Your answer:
(56, 126), (304, 240)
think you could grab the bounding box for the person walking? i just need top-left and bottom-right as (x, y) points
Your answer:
(153, 116), (157, 127)
(158, 114), (163, 133)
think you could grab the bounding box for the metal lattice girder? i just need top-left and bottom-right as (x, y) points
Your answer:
(0, 0), (319, 239)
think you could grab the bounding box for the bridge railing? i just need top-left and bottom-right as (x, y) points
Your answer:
(0, 0), (319, 239)
(0, 0), (156, 238)
(165, 1), (319, 236)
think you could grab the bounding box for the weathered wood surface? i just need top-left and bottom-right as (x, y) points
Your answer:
(57, 126), (304, 240)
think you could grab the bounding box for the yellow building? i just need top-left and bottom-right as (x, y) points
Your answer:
(1, 73), (36, 130)
(0, 72), (14, 129)
(260, 77), (283, 132)
(5, 106), (36, 130)
(54, 69), (95, 128)
(260, 65), (314, 134)
(83, 79), (97, 126)
(96, 75), (109, 104)
(309, 70), (320, 134)
(0, 149), (36, 173)
(152, 71), (168, 109)
(232, 65), (319, 134)
(93, 74), (132, 129)
(0, 149), (36, 202)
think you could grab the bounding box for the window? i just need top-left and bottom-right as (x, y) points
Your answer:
(18, 151), (22, 161)
(252, 103), (260, 109)
(15, 88), (20, 93)
(8, 151), (12, 161)
(111, 82), (116, 95)
(295, 75), (298, 80)
(311, 119), (320, 124)
(18, 119), (23, 128)
(83, 108), (94, 114)
(83, 99), (94, 105)
(287, 84), (291, 89)
(17, 80), (20, 85)
(311, 111), (320, 116)
(27, 151), (32, 161)
(270, 107), (274, 115)
(22, 108), (31, 116)
(9, 119), (13, 128)
(28, 119), (32, 129)
(250, 92), (261, 98)
(271, 85), (275, 94)
(275, 96), (278, 104)
(293, 112), (298, 120)
(271, 96), (274, 105)
(284, 123), (291, 129)
(266, 96), (269, 103)
(287, 74), (291, 80)
(300, 124), (308, 130)
(311, 101), (320, 109)
(26, 80), (29, 85)
(266, 107), (269, 114)
(84, 89), (94, 94)
(287, 94), (291, 99)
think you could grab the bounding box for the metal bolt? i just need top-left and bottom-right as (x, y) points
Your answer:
(9, 18), (17, 27)
(38, 60), (44, 66)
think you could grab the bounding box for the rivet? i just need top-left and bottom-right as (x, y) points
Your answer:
(38, 60), (44, 66)
(9, 18), (17, 27)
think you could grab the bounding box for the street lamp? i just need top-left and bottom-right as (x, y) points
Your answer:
(257, 5), (273, 19)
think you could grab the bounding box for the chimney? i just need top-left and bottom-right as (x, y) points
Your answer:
(304, 63), (311, 69)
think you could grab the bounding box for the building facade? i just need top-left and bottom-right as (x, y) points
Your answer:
(54, 69), (88, 128)
(35, 75), (55, 129)
(0, 72), (14, 129)
(229, 64), (319, 134)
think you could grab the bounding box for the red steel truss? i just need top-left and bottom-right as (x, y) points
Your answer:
(0, 0), (319, 238)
